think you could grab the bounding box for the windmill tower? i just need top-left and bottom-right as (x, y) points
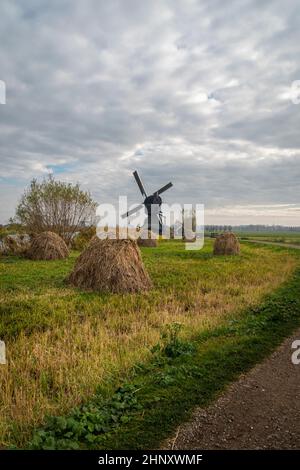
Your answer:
(121, 170), (173, 235)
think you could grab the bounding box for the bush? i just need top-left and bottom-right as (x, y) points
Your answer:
(15, 176), (97, 244)
(71, 227), (96, 251)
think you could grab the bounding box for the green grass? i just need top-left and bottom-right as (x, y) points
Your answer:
(0, 240), (279, 340)
(235, 232), (300, 246)
(28, 265), (300, 449)
(0, 239), (299, 448)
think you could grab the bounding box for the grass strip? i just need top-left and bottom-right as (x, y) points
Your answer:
(27, 267), (300, 450)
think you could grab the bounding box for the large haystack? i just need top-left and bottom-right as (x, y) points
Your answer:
(137, 230), (158, 248)
(67, 238), (152, 293)
(213, 232), (240, 255)
(26, 231), (69, 260)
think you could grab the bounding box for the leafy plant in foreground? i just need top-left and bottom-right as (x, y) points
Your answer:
(152, 322), (195, 358)
(29, 384), (142, 450)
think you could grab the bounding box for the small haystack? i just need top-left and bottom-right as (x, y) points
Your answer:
(183, 229), (196, 243)
(0, 234), (31, 256)
(213, 232), (240, 255)
(137, 229), (158, 247)
(26, 231), (69, 260)
(67, 237), (152, 293)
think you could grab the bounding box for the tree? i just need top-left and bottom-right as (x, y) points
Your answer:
(15, 176), (97, 244)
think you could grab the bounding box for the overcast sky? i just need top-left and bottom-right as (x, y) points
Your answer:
(0, 0), (300, 225)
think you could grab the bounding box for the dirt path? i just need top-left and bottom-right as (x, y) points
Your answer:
(163, 329), (300, 450)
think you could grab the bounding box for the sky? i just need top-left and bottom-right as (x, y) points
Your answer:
(0, 0), (300, 226)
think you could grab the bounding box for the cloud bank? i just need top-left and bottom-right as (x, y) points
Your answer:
(0, 0), (300, 224)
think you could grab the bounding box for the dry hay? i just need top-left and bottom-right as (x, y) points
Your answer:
(137, 229), (158, 247)
(213, 232), (240, 255)
(67, 238), (152, 293)
(26, 231), (69, 260)
(0, 234), (31, 256)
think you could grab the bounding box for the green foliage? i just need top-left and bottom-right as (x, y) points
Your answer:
(71, 226), (96, 251)
(15, 176), (97, 244)
(0, 223), (25, 240)
(29, 384), (142, 450)
(152, 323), (195, 358)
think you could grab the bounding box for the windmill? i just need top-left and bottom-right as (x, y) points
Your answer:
(121, 170), (173, 235)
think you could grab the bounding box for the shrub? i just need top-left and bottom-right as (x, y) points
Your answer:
(71, 227), (96, 251)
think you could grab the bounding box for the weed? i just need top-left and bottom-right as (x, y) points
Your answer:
(152, 323), (195, 358)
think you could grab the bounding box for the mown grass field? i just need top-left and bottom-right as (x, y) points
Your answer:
(237, 232), (300, 245)
(0, 239), (299, 448)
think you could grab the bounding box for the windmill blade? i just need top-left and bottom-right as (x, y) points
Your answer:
(121, 203), (144, 219)
(133, 170), (147, 197)
(156, 182), (173, 195)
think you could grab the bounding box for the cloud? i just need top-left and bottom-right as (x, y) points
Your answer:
(0, 0), (300, 224)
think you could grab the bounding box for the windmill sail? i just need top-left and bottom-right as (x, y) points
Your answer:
(133, 171), (147, 197)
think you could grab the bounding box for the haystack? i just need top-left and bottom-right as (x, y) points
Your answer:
(183, 229), (196, 243)
(0, 234), (31, 256)
(67, 238), (152, 293)
(137, 229), (158, 247)
(26, 231), (69, 260)
(213, 232), (240, 255)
